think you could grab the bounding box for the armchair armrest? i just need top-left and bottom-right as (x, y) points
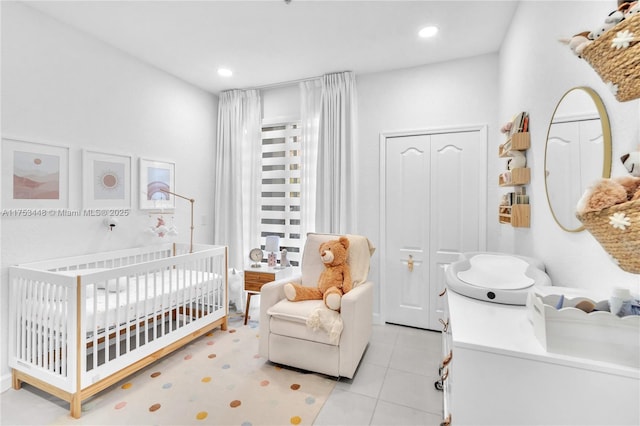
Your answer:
(338, 280), (373, 378)
(258, 274), (301, 357)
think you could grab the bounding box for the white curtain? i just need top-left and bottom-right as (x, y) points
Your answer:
(213, 89), (262, 270)
(299, 79), (322, 244)
(315, 71), (359, 234)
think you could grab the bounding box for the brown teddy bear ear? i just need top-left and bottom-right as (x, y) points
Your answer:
(339, 236), (350, 249)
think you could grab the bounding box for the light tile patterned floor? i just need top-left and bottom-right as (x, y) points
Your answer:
(0, 316), (444, 426)
(314, 323), (444, 426)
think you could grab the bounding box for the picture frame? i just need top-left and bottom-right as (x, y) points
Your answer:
(1, 138), (69, 209)
(83, 150), (132, 209)
(139, 158), (175, 211)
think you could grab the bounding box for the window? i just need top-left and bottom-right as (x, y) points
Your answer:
(260, 122), (302, 266)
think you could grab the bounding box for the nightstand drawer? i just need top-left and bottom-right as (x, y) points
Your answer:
(244, 271), (276, 292)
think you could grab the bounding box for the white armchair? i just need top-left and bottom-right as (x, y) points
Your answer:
(259, 233), (375, 378)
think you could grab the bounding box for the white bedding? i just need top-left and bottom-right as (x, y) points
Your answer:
(33, 268), (222, 334)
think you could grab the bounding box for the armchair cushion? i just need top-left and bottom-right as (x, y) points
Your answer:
(267, 299), (323, 324)
(268, 299), (344, 344)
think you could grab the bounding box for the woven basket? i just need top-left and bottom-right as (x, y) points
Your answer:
(581, 13), (640, 102)
(576, 199), (640, 274)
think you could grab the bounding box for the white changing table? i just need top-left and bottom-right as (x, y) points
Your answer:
(440, 289), (640, 425)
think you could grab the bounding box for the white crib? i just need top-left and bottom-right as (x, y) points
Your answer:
(8, 243), (228, 418)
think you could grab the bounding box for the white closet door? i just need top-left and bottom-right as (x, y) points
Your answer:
(383, 129), (484, 330)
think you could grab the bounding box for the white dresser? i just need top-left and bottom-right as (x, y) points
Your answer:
(439, 289), (640, 425)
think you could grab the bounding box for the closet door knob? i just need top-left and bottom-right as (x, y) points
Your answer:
(407, 255), (414, 272)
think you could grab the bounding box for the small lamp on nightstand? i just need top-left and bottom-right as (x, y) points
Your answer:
(265, 235), (279, 267)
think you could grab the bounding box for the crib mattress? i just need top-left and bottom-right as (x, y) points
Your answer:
(26, 269), (223, 334)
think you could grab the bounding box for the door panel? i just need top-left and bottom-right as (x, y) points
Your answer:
(384, 130), (483, 330)
(385, 135), (430, 328)
(429, 132), (481, 329)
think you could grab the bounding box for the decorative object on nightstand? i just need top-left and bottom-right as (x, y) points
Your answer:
(280, 248), (290, 268)
(265, 235), (279, 267)
(249, 248), (263, 268)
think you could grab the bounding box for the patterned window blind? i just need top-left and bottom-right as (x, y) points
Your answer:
(260, 122), (302, 266)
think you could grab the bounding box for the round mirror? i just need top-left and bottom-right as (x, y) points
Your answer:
(544, 87), (612, 232)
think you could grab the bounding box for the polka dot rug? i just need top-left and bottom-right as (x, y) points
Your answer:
(52, 322), (337, 425)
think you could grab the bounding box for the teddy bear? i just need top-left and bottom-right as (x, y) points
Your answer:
(284, 236), (352, 311)
(576, 176), (640, 214)
(618, 175), (640, 201)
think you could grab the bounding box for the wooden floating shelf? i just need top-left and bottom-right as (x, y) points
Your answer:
(499, 132), (530, 157)
(498, 204), (530, 227)
(499, 168), (530, 186)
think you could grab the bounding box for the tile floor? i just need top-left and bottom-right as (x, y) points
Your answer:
(0, 316), (444, 426)
(314, 323), (444, 426)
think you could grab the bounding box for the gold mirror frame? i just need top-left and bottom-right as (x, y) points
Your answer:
(544, 87), (612, 232)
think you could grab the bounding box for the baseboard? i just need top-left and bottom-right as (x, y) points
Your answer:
(1, 372), (12, 393)
(372, 312), (384, 325)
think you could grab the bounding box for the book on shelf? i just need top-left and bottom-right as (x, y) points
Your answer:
(501, 188), (529, 206)
(509, 111), (529, 136)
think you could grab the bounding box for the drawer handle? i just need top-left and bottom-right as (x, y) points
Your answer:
(440, 414), (451, 426)
(407, 255), (414, 272)
(439, 287), (447, 297)
(439, 318), (449, 332)
(441, 368), (449, 382)
(442, 350), (453, 367)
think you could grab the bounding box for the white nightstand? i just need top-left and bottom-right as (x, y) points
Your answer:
(243, 265), (295, 325)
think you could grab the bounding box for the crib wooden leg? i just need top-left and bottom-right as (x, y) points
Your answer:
(221, 316), (228, 331)
(70, 394), (82, 419)
(11, 370), (22, 390)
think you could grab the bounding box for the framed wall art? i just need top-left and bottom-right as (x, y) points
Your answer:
(83, 150), (132, 209)
(139, 158), (175, 211)
(1, 138), (69, 209)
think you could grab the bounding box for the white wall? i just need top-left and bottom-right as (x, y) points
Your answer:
(357, 54), (499, 317)
(498, 1), (639, 293)
(0, 2), (218, 390)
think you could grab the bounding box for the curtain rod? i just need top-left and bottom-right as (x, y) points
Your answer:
(222, 71), (353, 93)
(247, 75), (322, 91)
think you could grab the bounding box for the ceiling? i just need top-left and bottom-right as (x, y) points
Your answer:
(25, 0), (519, 94)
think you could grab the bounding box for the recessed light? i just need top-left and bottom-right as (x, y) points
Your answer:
(419, 26), (438, 38)
(218, 68), (233, 77)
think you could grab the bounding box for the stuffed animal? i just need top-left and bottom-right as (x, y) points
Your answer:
(576, 178), (628, 214)
(621, 151), (640, 177)
(589, 9), (625, 39)
(284, 236), (352, 311)
(620, 1), (640, 17)
(617, 175), (640, 201)
(576, 176), (640, 214)
(507, 151), (526, 170)
(559, 31), (593, 57)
